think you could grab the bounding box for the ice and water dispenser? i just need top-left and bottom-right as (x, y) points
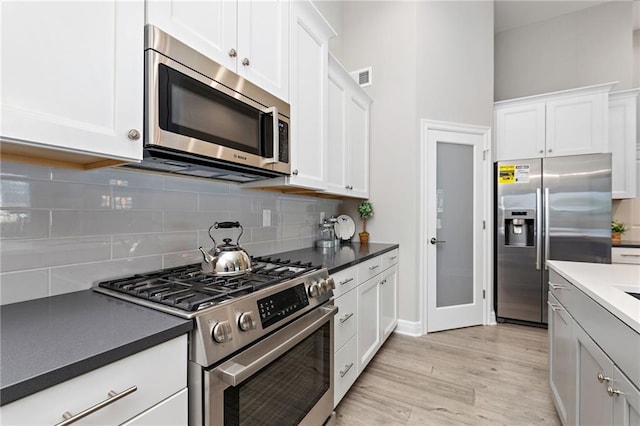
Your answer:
(504, 211), (535, 247)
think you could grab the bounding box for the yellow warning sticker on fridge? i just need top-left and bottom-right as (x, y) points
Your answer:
(498, 165), (515, 184)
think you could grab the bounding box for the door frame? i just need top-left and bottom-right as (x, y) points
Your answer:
(418, 119), (494, 335)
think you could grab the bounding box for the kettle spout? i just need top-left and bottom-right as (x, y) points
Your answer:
(198, 247), (214, 264)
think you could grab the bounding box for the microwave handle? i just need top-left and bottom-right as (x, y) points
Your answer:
(263, 106), (279, 164)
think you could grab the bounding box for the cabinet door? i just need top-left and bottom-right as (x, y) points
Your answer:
(288, 1), (333, 190)
(612, 366), (640, 426)
(546, 93), (608, 157)
(357, 276), (380, 373)
(146, 0), (237, 71)
(334, 335), (358, 408)
(609, 92), (638, 199)
(237, 0), (289, 102)
(334, 288), (357, 351)
(326, 59), (349, 195)
(575, 324), (614, 426)
(1, 1), (143, 162)
(380, 265), (398, 342)
(548, 294), (576, 426)
(346, 87), (371, 198)
(494, 103), (545, 161)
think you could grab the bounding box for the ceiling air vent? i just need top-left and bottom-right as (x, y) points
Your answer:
(350, 66), (372, 88)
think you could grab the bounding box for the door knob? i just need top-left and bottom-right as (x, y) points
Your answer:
(430, 237), (446, 244)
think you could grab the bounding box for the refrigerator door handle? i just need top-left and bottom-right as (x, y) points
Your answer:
(536, 188), (542, 270)
(544, 187), (550, 270)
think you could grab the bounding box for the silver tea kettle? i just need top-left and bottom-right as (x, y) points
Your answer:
(198, 221), (252, 276)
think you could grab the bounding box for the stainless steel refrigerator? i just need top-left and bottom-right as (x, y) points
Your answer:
(495, 153), (611, 325)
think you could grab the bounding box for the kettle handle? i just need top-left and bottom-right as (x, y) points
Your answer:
(209, 221), (244, 246)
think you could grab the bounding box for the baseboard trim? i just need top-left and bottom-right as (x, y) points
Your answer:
(394, 319), (423, 337)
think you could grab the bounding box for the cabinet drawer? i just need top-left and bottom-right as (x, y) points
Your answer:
(1, 336), (187, 425)
(382, 249), (399, 269)
(334, 288), (357, 351)
(358, 255), (383, 282)
(331, 266), (358, 298)
(612, 247), (640, 264)
(334, 335), (358, 408)
(548, 269), (577, 309)
(122, 388), (188, 426)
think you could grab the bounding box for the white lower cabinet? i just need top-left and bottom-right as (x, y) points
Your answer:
(333, 249), (399, 408)
(0, 336), (187, 425)
(612, 247), (640, 264)
(612, 365), (640, 426)
(548, 293), (576, 426)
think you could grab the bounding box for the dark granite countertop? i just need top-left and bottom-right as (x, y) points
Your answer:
(0, 290), (193, 406)
(270, 242), (399, 273)
(613, 240), (640, 249)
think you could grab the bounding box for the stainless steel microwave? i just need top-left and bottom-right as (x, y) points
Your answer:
(126, 25), (290, 183)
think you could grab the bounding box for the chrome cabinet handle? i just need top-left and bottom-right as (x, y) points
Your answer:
(127, 129), (140, 140)
(55, 386), (137, 426)
(546, 301), (563, 312)
(339, 362), (354, 378)
(228, 48), (237, 58)
(345, 185), (353, 190)
(340, 277), (354, 286)
(368, 265), (379, 271)
(597, 372), (612, 383)
(548, 283), (566, 290)
(389, 256), (398, 260)
(430, 237), (446, 244)
(292, 169), (298, 176)
(339, 313), (354, 323)
(607, 385), (622, 397)
(242, 57), (250, 66)
(620, 253), (640, 257)
(380, 279), (387, 285)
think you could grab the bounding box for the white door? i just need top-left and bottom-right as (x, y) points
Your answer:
(422, 123), (487, 332)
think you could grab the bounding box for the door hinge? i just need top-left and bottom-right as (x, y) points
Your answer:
(483, 289), (486, 299)
(482, 150), (489, 161)
(482, 220), (486, 230)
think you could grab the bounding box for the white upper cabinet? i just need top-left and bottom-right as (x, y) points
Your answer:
(146, 0), (289, 102)
(494, 83), (616, 162)
(609, 89), (639, 199)
(326, 55), (371, 198)
(1, 1), (144, 167)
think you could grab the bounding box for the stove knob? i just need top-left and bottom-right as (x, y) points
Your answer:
(212, 321), (233, 343)
(238, 311), (257, 331)
(308, 282), (321, 298)
(321, 277), (335, 293)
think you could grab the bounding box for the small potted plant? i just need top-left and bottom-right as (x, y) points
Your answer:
(357, 200), (374, 245)
(611, 219), (627, 243)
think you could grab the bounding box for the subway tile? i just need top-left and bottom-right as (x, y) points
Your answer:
(28, 180), (111, 210)
(242, 241), (274, 257)
(164, 211), (229, 232)
(51, 166), (161, 190)
(199, 193), (253, 212)
(163, 250), (201, 268)
(113, 232), (197, 259)
(0, 269), (49, 305)
(163, 174), (230, 194)
(50, 256), (163, 295)
(1, 236), (111, 272)
(51, 210), (163, 237)
(249, 226), (279, 243)
(0, 161), (51, 180)
(111, 187), (198, 212)
(0, 209), (49, 239)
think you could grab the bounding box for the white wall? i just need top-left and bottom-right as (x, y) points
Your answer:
(495, 1), (634, 101)
(339, 1), (494, 324)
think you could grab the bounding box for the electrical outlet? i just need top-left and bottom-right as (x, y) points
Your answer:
(262, 209), (271, 227)
(320, 212), (325, 223)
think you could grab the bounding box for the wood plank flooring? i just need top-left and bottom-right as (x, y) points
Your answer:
(334, 324), (561, 426)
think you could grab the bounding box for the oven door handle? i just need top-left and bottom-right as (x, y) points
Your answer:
(213, 305), (337, 387)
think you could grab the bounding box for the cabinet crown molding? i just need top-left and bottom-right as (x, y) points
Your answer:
(495, 81), (618, 109)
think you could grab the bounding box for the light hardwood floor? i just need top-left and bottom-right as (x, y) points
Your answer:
(334, 324), (561, 426)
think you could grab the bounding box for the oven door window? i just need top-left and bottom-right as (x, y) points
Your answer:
(157, 64), (273, 157)
(223, 322), (330, 426)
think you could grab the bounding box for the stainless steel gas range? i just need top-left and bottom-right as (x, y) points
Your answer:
(94, 256), (336, 426)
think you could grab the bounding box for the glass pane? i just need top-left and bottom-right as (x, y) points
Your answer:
(436, 142), (474, 308)
(224, 323), (330, 425)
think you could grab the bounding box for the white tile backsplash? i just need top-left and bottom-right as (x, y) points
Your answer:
(0, 161), (341, 304)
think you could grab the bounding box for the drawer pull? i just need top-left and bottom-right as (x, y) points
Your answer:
(339, 362), (354, 377)
(368, 265), (380, 271)
(380, 279), (387, 285)
(340, 278), (354, 286)
(597, 372), (611, 383)
(548, 282), (566, 290)
(620, 253), (640, 257)
(56, 385), (138, 426)
(546, 301), (563, 312)
(339, 313), (354, 323)
(389, 256), (398, 260)
(607, 385), (622, 397)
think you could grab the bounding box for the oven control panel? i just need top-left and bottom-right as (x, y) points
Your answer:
(257, 284), (309, 328)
